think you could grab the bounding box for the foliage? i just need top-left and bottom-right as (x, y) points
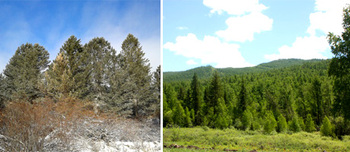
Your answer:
(328, 6), (350, 120)
(289, 116), (301, 133)
(241, 109), (253, 130)
(264, 111), (277, 134)
(164, 127), (350, 152)
(277, 114), (288, 133)
(3, 43), (49, 102)
(305, 114), (316, 132)
(321, 116), (333, 137)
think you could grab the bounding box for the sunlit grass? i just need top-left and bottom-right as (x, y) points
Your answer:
(163, 127), (350, 152)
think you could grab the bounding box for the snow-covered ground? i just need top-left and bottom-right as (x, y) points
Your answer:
(1, 117), (161, 152)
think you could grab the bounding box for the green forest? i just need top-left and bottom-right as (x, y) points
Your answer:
(164, 7), (350, 151)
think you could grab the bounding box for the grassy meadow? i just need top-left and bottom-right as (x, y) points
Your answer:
(163, 127), (350, 152)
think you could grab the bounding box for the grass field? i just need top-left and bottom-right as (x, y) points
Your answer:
(163, 127), (350, 152)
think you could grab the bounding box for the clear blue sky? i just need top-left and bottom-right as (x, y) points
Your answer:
(163, 0), (349, 72)
(0, 0), (160, 73)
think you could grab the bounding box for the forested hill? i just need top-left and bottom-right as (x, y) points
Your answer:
(164, 59), (326, 82)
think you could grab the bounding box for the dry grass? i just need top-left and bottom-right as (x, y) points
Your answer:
(0, 97), (160, 151)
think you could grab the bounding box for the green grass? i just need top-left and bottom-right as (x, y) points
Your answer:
(163, 127), (350, 152)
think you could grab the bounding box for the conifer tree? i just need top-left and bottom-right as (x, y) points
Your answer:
(237, 78), (248, 116)
(84, 37), (117, 101)
(46, 36), (90, 100)
(289, 115), (301, 132)
(4, 43), (49, 102)
(207, 71), (223, 116)
(214, 98), (230, 129)
(321, 116), (333, 136)
(118, 34), (152, 117)
(264, 111), (277, 134)
(190, 73), (202, 125)
(305, 114), (316, 132)
(0, 74), (6, 108)
(173, 100), (186, 126)
(277, 114), (288, 133)
(185, 107), (193, 127)
(242, 109), (253, 130)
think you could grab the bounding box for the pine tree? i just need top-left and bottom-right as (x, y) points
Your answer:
(0, 74), (6, 108)
(84, 37), (117, 102)
(207, 71), (223, 116)
(237, 77), (247, 116)
(264, 111), (277, 134)
(214, 98), (230, 129)
(173, 100), (186, 126)
(185, 107), (193, 127)
(305, 114), (316, 132)
(190, 73), (202, 125)
(117, 34), (152, 118)
(150, 65), (161, 117)
(311, 77), (323, 125)
(46, 52), (70, 99)
(277, 114), (288, 133)
(289, 115), (301, 132)
(242, 109), (253, 130)
(321, 116), (333, 136)
(4, 43), (49, 102)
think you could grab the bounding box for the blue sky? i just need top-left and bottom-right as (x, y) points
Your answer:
(163, 0), (350, 72)
(0, 0), (160, 73)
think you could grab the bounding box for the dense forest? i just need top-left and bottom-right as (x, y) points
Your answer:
(164, 59), (346, 136)
(0, 34), (160, 151)
(163, 6), (350, 141)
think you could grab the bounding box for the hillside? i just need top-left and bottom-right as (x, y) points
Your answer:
(164, 59), (326, 82)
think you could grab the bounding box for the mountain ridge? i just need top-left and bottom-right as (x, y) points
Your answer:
(164, 59), (327, 82)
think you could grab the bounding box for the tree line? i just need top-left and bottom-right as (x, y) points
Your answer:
(0, 34), (160, 118)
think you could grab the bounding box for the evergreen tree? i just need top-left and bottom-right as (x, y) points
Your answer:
(237, 78), (247, 116)
(173, 100), (186, 126)
(84, 37), (117, 102)
(185, 107), (193, 127)
(305, 114), (316, 132)
(321, 116), (333, 136)
(289, 115), (301, 132)
(242, 109), (253, 130)
(328, 6), (350, 120)
(4, 43), (49, 102)
(151, 65), (161, 117)
(0, 74), (6, 108)
(311, 77), (323, 125)
(190, 73), (202, 125)
(277, 114), (288, 133)
(207, 71), (223, 116)
(46, 35), (90, 100)
(214, 98), (230, 129)
(118, 34), (152, 117)
(264, 111), (277, 134)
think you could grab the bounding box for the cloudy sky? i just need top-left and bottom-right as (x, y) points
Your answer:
(0, 0), (160, 73)
(163, 0), (350, 72)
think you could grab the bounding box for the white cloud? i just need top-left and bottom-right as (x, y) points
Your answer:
(265, 36), (329, 61)
(177, 26), (188, 30)
(164, 33), (253, 68)
(307, 0), (350, 36)
(216, 12), (273, 42)
(203, 0), (267, 15)
(186, 59), (198, 65)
